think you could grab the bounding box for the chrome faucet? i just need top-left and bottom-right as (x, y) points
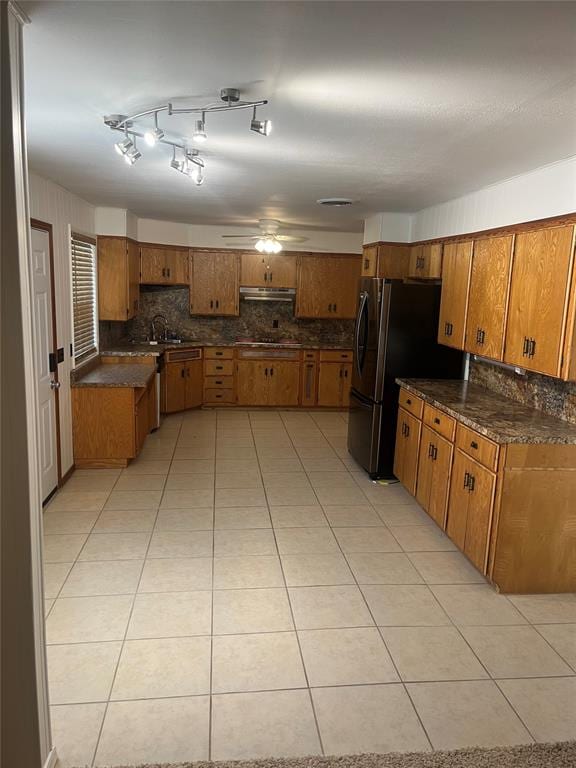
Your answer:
(150, 314), (168, 342)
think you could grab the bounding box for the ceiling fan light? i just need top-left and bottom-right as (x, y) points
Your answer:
(272, 239), (282, 253)
(255, 239), (266, 253)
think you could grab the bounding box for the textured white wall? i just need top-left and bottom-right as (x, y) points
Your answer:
(29, 173), (96, 474)
(363, 212), (413, 244)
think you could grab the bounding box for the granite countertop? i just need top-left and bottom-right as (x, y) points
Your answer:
(397, 378), (576, 445)
(101, 341), (353, 357)
(73, 363), (156, 388)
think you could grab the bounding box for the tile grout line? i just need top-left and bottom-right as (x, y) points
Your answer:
(254, 411), (327, 757)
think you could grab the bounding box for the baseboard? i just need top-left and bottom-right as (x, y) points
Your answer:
(43, 747), (58, 768)
(60, 464), (75, 486)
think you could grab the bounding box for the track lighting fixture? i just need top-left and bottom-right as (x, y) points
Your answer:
(104, 87), (271, 187)
(250, 106), (272, 136)
(144, 113), (164, 147)
(193, 113), (207, 144)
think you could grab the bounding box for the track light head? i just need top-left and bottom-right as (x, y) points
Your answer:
(193, 113), (207, 144)
(144, 127), (164, 147)
(115, 137), (133, 156)
(124, 138), (141, 165)
(250, 105), (271, 136)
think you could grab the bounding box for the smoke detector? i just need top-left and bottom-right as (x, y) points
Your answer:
(317, 198), (354, 207)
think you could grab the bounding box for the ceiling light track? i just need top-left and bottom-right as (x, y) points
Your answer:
(104, 88), (271, 186)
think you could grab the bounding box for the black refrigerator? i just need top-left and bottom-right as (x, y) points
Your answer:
(347, 279), (464, 479)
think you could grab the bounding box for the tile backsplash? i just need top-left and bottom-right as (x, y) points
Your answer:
(470, 358), (576, 425)
(100, 286), (355, 348)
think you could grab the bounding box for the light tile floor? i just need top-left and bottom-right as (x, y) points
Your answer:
(43, 409), (576, 767)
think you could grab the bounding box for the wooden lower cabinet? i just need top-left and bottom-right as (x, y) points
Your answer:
(236, 359), (299, 406)
(317, 362), (352, 407)
(416, 426), (453, 528)
(301, 356), (318, 407)
(446, 451), (496, 572)
(393, 407), (421, 495)
(162, 354), (203, 413)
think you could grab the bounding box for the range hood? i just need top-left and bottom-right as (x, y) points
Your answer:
(239, 287), (296, 302)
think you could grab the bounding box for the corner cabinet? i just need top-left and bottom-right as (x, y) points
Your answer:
(295, 254), (361, 319)
(190, 251), (240, 316)
(98, 236), (140, 321)
(140, 245), (189, 285)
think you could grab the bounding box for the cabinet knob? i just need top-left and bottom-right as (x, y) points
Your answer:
(434, 417), (440, 425)
(470, 441), (478, 450)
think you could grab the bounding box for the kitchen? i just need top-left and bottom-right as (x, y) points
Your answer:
(4, 3), (576, 768)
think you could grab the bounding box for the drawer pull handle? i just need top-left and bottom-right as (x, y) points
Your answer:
(406, 398), (412, 405)
(434, 417), (440, 425)
(470, 441), (478, 450)
(216, 365), (223, 370)
(215, 380), (222, 385)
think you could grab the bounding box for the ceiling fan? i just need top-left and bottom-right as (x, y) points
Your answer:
(222, 219), (307, 253)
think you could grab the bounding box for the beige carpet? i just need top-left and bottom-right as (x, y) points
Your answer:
(97, 742), (576, 768)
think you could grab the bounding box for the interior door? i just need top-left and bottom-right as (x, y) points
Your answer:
(31, 226), (59, 501)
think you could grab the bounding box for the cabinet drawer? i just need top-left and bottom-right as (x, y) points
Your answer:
(204, 359), (234, 376)
(204, 388), (235, 404)
(303, 350), (319, 361)
(423, 404), (456, 441)
(204, 347), (234, 359)
(456, 424), (499, 471)
(319, 350), (353, 362)
(398, 388), (424, 419)
(204, 376), (233, 390)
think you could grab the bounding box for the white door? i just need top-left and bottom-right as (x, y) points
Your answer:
(31, 227), (59, 500)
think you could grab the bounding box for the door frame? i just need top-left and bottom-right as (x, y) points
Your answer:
(30, 218), (62, 488)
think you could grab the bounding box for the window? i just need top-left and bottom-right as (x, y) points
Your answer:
(71, 232), (97, 364)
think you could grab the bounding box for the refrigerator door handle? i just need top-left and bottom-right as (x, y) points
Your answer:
(354, 290), (369, 378)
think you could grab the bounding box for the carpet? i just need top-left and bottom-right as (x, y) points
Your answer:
(95, 742), (576, 768)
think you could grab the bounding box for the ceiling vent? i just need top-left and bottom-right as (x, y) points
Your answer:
(316, 198), (354, 207)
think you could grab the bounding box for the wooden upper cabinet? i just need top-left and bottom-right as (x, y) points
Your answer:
(296, 254), (360, 319)
(504, 225), (575, 378)
(465, 235), (514, 360)
(408, 243), (443, 279)
(98, 236), (139, 321)
(140, 245), (189, 285)
(241, 252), (297, 288)
(190, 251), (239, 316)
(438, 241), (473, 349)
(377, 244), (411, 279)
(361, 245), (378, 277)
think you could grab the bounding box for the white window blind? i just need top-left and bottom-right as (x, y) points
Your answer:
(71, 233), (97, 364)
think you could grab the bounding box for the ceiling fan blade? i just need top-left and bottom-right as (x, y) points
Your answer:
(276, 235), (308, 243)
(221, 234), (259, 239)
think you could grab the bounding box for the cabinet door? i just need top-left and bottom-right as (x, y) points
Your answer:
(438, 241), (473, 349)
(236, 360), (269, 406)
(465, 235), (513, 360)
(408, 244), (442, 279)
(330, 257), (361, 318)
(504, 226), (574, 377)
(317, 363), (343, 406)
(141, 246), (169, 284)
(212, 252), (240, 315)
(164, 249), (189, 284)
(377, 245), (410, 280)
(428, 433), (454, 529)
(127, 239), (140, 319)
(268, 253), (297, 288)
(300, 360), (318, 407)
(361, 246), (378, 277)
(98, 237), (129, 321)
(241, 252), (269, 287)
(268, 361), (300, 406)
(163, 361), (187, 413)
(464, 462), (496, 572)
(190, 252), (215, 315)
(185, 359), (203, 409)
(393, 408), (421, 495)
(416, 425), (435, 512)
(446, 450), (470, 549)
(340, 363), (352, 406)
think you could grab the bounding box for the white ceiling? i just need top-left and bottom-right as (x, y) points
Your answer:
(22, 1), (576, 233)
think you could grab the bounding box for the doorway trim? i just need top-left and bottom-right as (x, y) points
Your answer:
(30, 218), (63, 487)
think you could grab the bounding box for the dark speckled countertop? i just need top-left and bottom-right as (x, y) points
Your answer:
(101, 341), (352, 357)
(72, 363), (156, 388)
(397, 378), (576, 445)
